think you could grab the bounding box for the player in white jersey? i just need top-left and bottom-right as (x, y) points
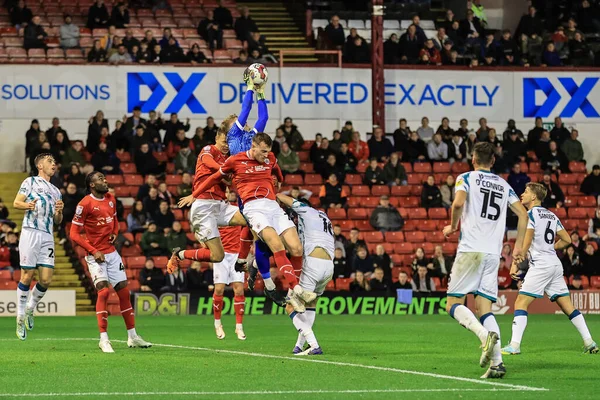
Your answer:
(501, 183), (598, 355)
(277, 193), (334, 356)
(442, 142), (529, 379)
(12, 153), (63, 340)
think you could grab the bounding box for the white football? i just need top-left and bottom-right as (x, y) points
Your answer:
(246, 63), (269, 89)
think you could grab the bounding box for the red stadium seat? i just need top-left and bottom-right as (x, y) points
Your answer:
(165, 174), (182, 185)
(433, 162), (451, 173)
(351, 185), (371, 196)
(284, 174), (303, 185)
(559, 174), (578, 185)
(363, 231), (384, 243)
(409, 208), (428, 219)
(569, 275), (589, 289)
(327, 208), (347, 220)
(569, 161), (587, 173)
(399, 196), (419, 208)
(394, 242), (414, 254)
(121, 245), (142, 257)
(451, 162), (470, 174)
(428, 208), (447, 219)
(442, 242), (458, 254)
(304, 174), (322, 185)
(568, 208), (588, 219)
(105, 175), (123, 185)
(371, 185), (390, 196)
(578, 196), (597, 207)
(113, 186), (131, 198)
(418, 220), (438, 231)
(529, 162), (542, 173)
(356, 161), (368, 173)
(385, 231), (404, 243)
(405, 231), (425, 243)
(0, 270), (11, 280)
(425, 231), (446, 243)
(549, 208), (567, 219)
(298, 151), (309, 162)
(345, 174), (362, 185)
(391, 186), (411, 196)
(348, 208), (368, 220)
(0, 280), (18, 290)
(126, 256), (146, 269)
(413, 162), (432, 173)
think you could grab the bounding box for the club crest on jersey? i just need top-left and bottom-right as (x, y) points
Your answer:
(264, 159), (270, 164)
(203, 145), (211, 151)
(75, 205), (83, 215)
(109, 201), (114, 208)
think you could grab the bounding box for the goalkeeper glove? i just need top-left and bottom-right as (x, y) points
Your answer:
(256, 85), (266, 101)
(243, 68), (255, 92)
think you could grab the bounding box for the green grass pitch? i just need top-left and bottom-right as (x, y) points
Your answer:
(1, 314), (598, 399)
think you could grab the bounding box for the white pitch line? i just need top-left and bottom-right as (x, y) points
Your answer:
(2, 338), (549, 392)
(0, 388), (540, 398)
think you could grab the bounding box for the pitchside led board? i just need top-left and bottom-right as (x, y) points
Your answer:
(0, 65), (599, 123)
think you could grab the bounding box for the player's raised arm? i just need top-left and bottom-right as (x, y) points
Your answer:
(255, 86), (268, 132)
(236, 76), (256, 128)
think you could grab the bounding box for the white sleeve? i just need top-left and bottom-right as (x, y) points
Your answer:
(508, 187), (520, 205)
(18, 178), (32, 197)
(291, 199), (309, 214)
(455, 173), (470, 193)
(527, 211), (535, 230)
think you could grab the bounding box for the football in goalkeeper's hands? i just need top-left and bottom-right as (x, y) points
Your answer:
(246, 63), (268, 89)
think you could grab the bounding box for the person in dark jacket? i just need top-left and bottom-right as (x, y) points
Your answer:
(527, 117), (544, 150)
(278, 117), (304, 151)
(25, 119), (43, 158)
(319, 174), (348, 210)
(312, 138), (334, 177)
(370, 195), (404, 232)
(186, 261), (213, 291)
(399, 25), (421, 64)
(345, 36), (370, 63)
(87, 39), (108, 62)
(135, 143), (165, 177)
(404, 131), (428, 162)
(353, 246), (375, 276)
(110, 1), (129, 29)
(197, 10), (223, 50)
(163, 113), (190, 147)
(393, 271), (412, 290)
(160, 37), (184, 63)
(541, 141), (569, 174)
(349, 271), (370, 292)
(368, 127), (393, 162)
(337, 143), (358, 174)
(234, 7), (258, 41)
(421, 175), (443, 209)
(569, 32), (592, 67)
(393, 119), (411, 152)
(87, 0), (110, 30)
(333, 248), (350, 279)
(24, 15), (47, 50)
(550, 117), (570, 146)
(540, 172), (565, 209)
(321, 154), (345, 184)
(515, 6), (543, 39)
(382, 152), (407, 186)
(580, 165), (600, 197)
(363, 158), (385, 186)
(427, 245), (453, 278)
(384, 33), (400, 64)
(411, 265), (436, 292)
(153, 201), (175, 233)
(507, 162), (531, 196)
(324, 15), (345, 49)
(213, 0), (233, 28)
(91, 141), (121, 174)
(204, 117), (218, 144)
(187, 43), (210, 64)
(369, 267), (388, 292)
(503, 129), (527, 164)
(139, 258), (166, 292)
(10, 0), (32, 29)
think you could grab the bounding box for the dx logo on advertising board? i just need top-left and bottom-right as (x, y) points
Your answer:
(127, 72), (206, 113)
(523, 77), (599, 118)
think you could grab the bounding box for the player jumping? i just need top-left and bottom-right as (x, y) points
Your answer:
(442, 142), (529, 379)
(501, 183), (598, 355)
(277, 194), (334, 355)
(190, 133), (313, 312)
(70, 172), (151, 353)
(213, 189), (247, 341)
(13, 153), (63, 340)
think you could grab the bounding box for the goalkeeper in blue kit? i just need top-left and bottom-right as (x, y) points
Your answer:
(225, 70), (284, 306)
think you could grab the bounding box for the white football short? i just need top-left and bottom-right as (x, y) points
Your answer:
(85, 251), (127, 287)
(299, 256), (334, 296)
(242, 198), (295, 235)
(19, 228), (55, 269)
(447, 252), (500, 302)
(520, 262), (569, 301)
(189, 199), (239, 242)
(213, 252), (244, 285)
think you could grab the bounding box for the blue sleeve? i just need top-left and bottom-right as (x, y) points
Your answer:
(237, 89), (254, 127)
(254, 98), (268, 133)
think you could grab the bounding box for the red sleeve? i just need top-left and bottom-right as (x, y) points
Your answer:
(199, 147), (222, 171)
(112, 197), (119, 236)
(272, 159), (284, 183)
(192, 170), (225, 198)
(220, 155), (235, 175)
(69, 199), (98, 254)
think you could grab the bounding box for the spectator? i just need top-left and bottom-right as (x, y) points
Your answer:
(87, 0), (110, 30)
(348, 131), (369, 161)
(248, 49), (268, 64)
(164, 265), (187, 292)
(571, 231), (586, 254)
(174, 143), (196, 175)
(353, 246), (374, 276)
(341, 121), (354, 144)
(108, 44), (132, 64)
(198, 10), (223, 50)
(527, 117), (544, 150)
(62, 141), (86, 172)
(475, 118), (490, 142)
(110, 1), (129, 29)
(455, 119), (469, 138)
(319, 174), (348, 210)
(324, 15), (345, 49)
(135, 143), (165, 177)
(163, 113), (191, 147)
(312, 138), (334, 177)
(362, 157), (383, 186)
(160, 37), (184, 63)
(337, 142), (358, 174)
(585, 209), (600, 244)
(410, 15), (427, 43)
(9, 0), (32, 30)
(566, 18), (578, 41)
(233, 50), (249, 64)
(552, 26), (569, 57)
(404, 131), (428, 162)
(159, 28), (178, 49)
(142, 186), (161, 216)
(279, 117), (304, 151)
(541, 141), (569, 174)
(503, 119), (524, 141)
(46, 117), (69, 145)
(580, 243), (599, 276)
(384, 33), (400, 64)
(419, 39), (441, 65)
(213, 0), (233, 28)
(59, 15), (80, 49)
(448, 132), (465, 163)
(186, 261), (214, 291)
(166, 221), (192, 252)
(459, 9), (483, 51)
(333, 247), (350, 279)
(543, 42), (561, 66)
(370, 195), (404, 233)
(399, 24), (421, 64)
(323, 154), (344, 183)
(550, 118), (570, 146)
(580, 165), (600, 197)
(442, 43), (459, 65)
(515, 6), (543, 39)
(369, 267), (388, 292)
(191, 127), (210, 150)
(130, 126), (150, 155)
(569, 276), (584, 291)
(25, 119), (42, 157)
(541, 172), (565, 209)
(345, 228), (367, 263)
(432, 27), (448, 51)
(140, 222), (168, 257)
(392, 119), (410, 152)
(234, 7), (258, 41)
(157, 182), (175, 206)
(372, 245), (392, 283)
(471, 0), (487, 27)
(501, 243), (513, 271)
(187, 43), (209, 64)
(332, 224), (346, 248)
(5, 232), (20, 269)
(486, 128), (501, 148)
(91, 141), (121, 175)
(440, 175), (455, 208)
(51, 132), (69, 166)
(417, 117), (434, 138)
(411, 265), (436, 292)
(393, 271), (412, 290)
(247, 32), (271, 59)
(177, 172), (193, 201)
(153, 201), (175, 233)
(382, 153), (407, 186)
(277, 142), (301, 176)
(127, 200), (150, 233)
(122, 29), (140, 53)
(535, 130), (551, 161)
(87, 39), (108, 62)
(345, 36), (370, 63)
(504, 129), (527, 164)
(427, 132), (448, 161)
(436, 117), (454, 143)
(507, 162), (531, 196)
(139, 258), (165, 292)
(562, 129), (584, 162)
(349, 271), (370, 292)
(569, 32), (592, 67)
(24, 15), (47, 50)
(428, 245), (452, 278)
(498, 260), (512, 289)
(368, 127), (393, 162)
(421, 175), (443, 209)
(141, 29), (158, 49)
(561, 245), (580, 278)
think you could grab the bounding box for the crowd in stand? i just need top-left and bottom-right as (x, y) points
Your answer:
(322, 1), (600, 66)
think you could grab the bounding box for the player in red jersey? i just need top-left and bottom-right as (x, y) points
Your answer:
(188, 133), (316, 312)
(70, 172), (151, 353)
(167, 130), (248, 270)
(212, 190), (247, 340)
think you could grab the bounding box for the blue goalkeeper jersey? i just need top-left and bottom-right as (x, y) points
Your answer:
(227, 89), (268, 155)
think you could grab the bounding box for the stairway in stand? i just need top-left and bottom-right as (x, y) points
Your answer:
(239, 1), (319, 63)
(0, 173), (94, 315)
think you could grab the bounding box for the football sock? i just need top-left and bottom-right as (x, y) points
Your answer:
(238, 226), (253, 260)
(213, 294), (223, 322)
(274, 250), (297, 288)
(291, 311), (319, 348)
(16, 282), (30, 318)
(116, 287), (136, 337)
(255, 240), (275, 290)
(26, 282), (47, 311)
(449, 304), (488, 345)
(569, 310), (594, 346)
(96, 288), (109, 336)
(481, 312), (503, 365)
(295, 308), (316, 348)
(509, 309), (528, 348)
(234, 295), (245, 324)
(180, 249), (211, 262)
(290, 256), (303, 278)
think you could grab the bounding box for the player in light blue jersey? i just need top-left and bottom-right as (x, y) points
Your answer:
(13, 153), (63, 340)
(501, 183), (598, 355)
(442, 142), (529, 379)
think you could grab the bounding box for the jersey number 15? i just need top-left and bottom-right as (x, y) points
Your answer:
(480, 188), (502, 221)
